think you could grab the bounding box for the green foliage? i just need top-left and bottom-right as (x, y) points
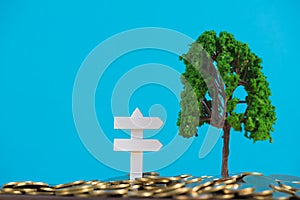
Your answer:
(177, 30), (276, 143)
(177, 76), (200, 138)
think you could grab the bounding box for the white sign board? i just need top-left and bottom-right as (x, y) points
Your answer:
(113, 108), (163, 180)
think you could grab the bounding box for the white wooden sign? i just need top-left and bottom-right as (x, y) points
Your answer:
(113, 108), (163, 180)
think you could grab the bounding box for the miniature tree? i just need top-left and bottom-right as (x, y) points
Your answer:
(177, 31), (276, 177)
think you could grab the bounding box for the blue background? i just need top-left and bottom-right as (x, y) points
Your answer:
(1, 0), (299, 185)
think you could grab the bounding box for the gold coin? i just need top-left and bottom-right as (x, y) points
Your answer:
(85, 180), (101, 185)
(193, 192), (214, 199)
(223, 184), (240, 194)
(143, 185), (159, 190)
(55, 190), (73, 196)
(169, 182), (186, 190)
(31, 182), (49, 187)
(242, 172), (264, 177)
(201, 175), (213, 179)
(253, 194), (273, 199)
(268, 174), (300, 183)
(38, 187), (55, 192)
(216, 177), (236, 185)
(108, 180), (122, 185)
(213, 193), (235, 199)
(183, 176), (196, 182)
(108, 188), (128, 196)
(27, 191), (54, 195)
(272, 191), (291, 200)
(7, 190), (22, 195)
(55, 188), (73, 196)
(237, 183), (255, 196)
(201, 177), (216, 187)
(1, 188), (15, 192)
(177, 193), (212, 200)
(168, 176), (182, 181)
(195, 193), (213, 199)
(191, 184), (206, 192)
(135, 177), (155, 185)
(135, 177), (151, 182)
(89, 189), (106, 196)
(185, 177), (203, 184)
(152, 177), (171, 184)
(270, 184), (295, 194)
(74, 194), (90, 197)
(190, 191), (200, 197)
(192, 178), (215, 192)
(128, 190), (153, 197)
(21, 188), (37, 193)
(94, 182), (108, 188)
(154, 187), (190, 198)
(186, 182), (205, 191)
(128, 184), (142, 190)
(280, 181), (300, 191)
(223, 189), (239, 194)
(174, 195), (191, 200)
(56, 187), (92, 196)
(253, 187), (273, 196)
(59, 184), (93, 191)
(90, 188), (128, 196)
(98, 183), (129, 189)
(143, 181), (156, 186)
(178, 174), (191, 179)
(121, 179), (139, 184)
(209, 175), (222, 180)
(53, 180), (85, 189)
(200, 184), (225, 193)
(55, 184), (94, 196)
(200, 186), (214, 193)
(13, 181), (33, 188)
(210, 183), (226, 192)
(151, 187), (165, 193)
(243, 175), (278, 187)
(13, 181), (49, 188)
(229, 172), (243, 179)
(2, 182), (19, 188)
(224, 183), (239, 189)
(1, 188), (22, 195)
(143, 172), (159, 177)
(153, 182), (185, 193)
(72, 187), (93, 195)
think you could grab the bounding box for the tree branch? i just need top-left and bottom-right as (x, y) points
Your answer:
(236, 50), (241, 75)
(202, 99), (211, 116)
(242, 60), (249, 81)
(238, 80), (248, 87)
(242, 99), (252, 122)
(199, 117), (211, 123)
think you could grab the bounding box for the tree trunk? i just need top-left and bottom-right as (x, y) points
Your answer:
(221, 125), (230, 177)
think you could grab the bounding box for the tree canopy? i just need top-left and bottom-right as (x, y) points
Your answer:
(177, 30), (276, 143)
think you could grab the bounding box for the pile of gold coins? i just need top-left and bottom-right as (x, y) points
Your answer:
(1, 172), (300, 199)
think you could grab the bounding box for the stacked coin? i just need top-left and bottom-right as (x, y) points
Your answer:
(1, 172), (300, 199)
(1, 181), (53, 195)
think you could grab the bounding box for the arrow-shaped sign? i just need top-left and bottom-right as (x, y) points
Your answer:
(114, 117), (163, 129)
(114, 139), (162, 152)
